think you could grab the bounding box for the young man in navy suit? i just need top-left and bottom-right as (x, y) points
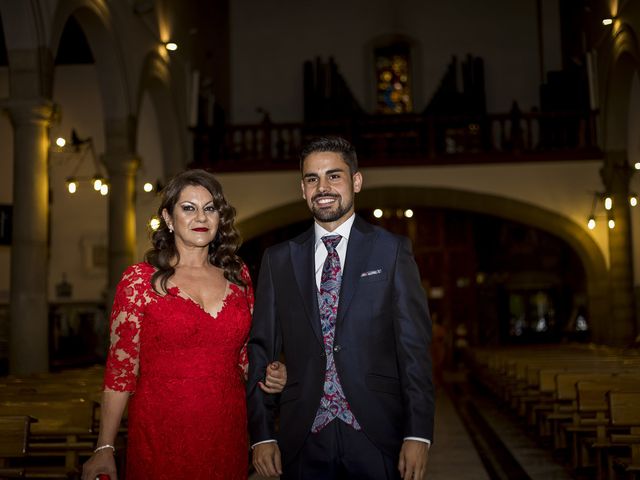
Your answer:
(247, 137), (434, 480)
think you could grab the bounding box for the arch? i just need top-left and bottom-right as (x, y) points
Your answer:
(50, 1), (133, 120)
(237, 187), (611, 343)
(0, 1), (48, 50)
(137, 51), (187, 176)
(0, 1), (53, 97)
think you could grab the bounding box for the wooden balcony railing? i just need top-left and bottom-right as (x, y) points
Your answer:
(191, 109), (601, 172)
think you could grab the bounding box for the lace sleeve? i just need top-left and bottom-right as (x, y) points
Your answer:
(103, 265), (147, 392)
(238, 264), (254, 380)
(242, 264), (255, 315)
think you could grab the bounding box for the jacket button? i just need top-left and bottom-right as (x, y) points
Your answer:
(333, 345), (341, 353)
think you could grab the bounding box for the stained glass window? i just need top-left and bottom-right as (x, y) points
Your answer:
(375, 43), (412, 114)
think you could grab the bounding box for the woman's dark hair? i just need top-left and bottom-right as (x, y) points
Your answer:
(145, 169), (245, 294)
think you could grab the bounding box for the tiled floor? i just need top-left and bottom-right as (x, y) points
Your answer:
(249, 389), (490, 479)
(426, 389), (490, 479)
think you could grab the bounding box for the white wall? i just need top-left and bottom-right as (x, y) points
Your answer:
(49, 65), (107, 302)
(217, 158), (610, 266)
(231, 0), (560, 123)
(47, 67), (169, 302)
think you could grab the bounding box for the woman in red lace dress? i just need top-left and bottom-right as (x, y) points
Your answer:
(82, 170), (286, 480)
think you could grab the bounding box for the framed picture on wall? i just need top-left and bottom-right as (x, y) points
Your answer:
(80, 234), (107, 274)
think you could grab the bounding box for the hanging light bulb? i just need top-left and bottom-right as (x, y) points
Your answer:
(165, 42), (178, 51)
(92, 175), (104, 191)
(587, 216), (596, 230)
(404, 209), (414, 218)
(602, 18), (613, 26)
(56, 137), (66, 148)
(608, 218), (615, 229)
(143, 182), (154, 193)
(66, 178), (78, 194)
(604, 196), (613, 210)
(373, 209), (383, 218)
(149, 216), (161, 231)
(100, 183), (109, 196)
(630, 194), (638, 207)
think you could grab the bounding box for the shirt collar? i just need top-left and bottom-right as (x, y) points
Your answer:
(314, 213), (356, 250)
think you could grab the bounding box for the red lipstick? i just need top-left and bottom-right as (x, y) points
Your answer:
(192, 228), (209, 232)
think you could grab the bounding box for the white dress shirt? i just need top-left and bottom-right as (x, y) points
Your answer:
(313, 214), (355, 290)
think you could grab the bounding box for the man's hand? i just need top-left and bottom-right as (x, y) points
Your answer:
(259, 361), (287, 394)
(398, 439), (429, 480)
(252, 442), (282, 477)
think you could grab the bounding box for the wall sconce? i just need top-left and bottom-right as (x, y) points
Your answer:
(587, 191), (637, 230)
(52, 129), (109, 196)
(139, 179), (163, 196)
(587, 192), (605, 230)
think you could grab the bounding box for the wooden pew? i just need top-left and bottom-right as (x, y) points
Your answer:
(0, 400), (96, 472)
(0, 415), (76, 479)
(565, 377), (640, 473)
(605, 392), (640, 480)
(466, 345), (640, 478)
(541, 371), (640, 449)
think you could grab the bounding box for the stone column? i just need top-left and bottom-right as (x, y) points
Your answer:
(101, 117), (140, 305)
(6, 99), (56, 374)
(601, 150), (637, 345)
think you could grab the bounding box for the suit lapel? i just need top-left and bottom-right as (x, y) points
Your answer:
(290, 227), (323, 345)
(337, 216), (376, 325)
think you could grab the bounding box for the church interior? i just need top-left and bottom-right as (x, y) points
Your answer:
(1, 0), (640, 478)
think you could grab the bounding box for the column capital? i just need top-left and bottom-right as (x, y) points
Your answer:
(1, 97), (59, 127)
(600, 150), (633, 190)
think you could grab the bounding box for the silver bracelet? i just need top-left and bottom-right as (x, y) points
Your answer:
(94, 444), (115, 454)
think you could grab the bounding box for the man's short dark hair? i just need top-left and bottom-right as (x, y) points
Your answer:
(299, 136), (358, 174)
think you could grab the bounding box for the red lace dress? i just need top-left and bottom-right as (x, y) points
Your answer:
(103, 263), (253, 480)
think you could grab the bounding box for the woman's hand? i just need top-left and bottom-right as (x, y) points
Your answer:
(82, 449), (118, 480)
(259, 361), (287, 394)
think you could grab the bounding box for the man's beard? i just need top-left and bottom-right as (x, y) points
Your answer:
(310, 194), (353, 223)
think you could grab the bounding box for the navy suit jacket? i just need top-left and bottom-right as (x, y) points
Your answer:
(247, 215), (434, 463)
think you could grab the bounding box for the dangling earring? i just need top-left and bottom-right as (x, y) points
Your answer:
(168, 224), (174, 233)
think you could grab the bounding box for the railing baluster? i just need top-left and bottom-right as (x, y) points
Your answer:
(193, 110), (601, 171)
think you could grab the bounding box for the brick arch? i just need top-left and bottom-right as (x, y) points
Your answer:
(237, 186), (610, 343)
